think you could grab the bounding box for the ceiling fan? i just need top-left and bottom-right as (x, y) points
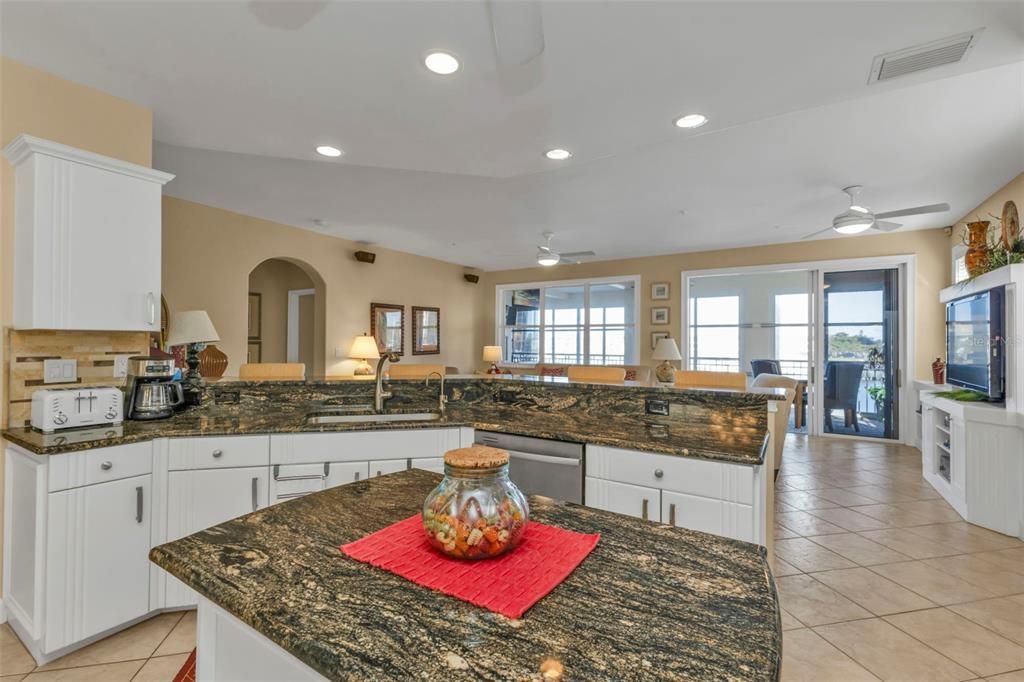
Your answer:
(536, 232), (595, 266)
(803, 186), (950, 239)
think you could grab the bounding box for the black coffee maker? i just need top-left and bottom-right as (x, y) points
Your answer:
(124, 356), (184, 420)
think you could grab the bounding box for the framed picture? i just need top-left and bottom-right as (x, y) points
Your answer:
(651, 282), (670, 300)
(247, 293), (262, 340)
(651, 307), (670, 325)
(247, 341), (262, 363)
(651, 331), (670, 350)
(412, 306), (441, 355)
(370, 302), (404, 355)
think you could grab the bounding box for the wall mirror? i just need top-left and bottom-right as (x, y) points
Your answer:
(370, 302), (404, 355)
(412, 306), (440, 355)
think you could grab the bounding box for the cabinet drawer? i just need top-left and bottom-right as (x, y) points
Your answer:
(270, 429), (460, 465)
(587, 445), (753, 505)
(585, 477), (660, 522)
(370, 459), (408, 477)
(48, 441), (153, 491)
(662, 490), (754, 543)
(169, 436), (270, 471)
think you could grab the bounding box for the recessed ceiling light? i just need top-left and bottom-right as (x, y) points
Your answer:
(424, 51), (460, 75)
(315, 145), (343, 158)
(674, 113), (708, 129)
(545, 148), (572, 161)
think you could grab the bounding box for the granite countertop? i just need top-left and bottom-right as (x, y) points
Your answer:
(2, 396), (770, 466)
(149, 469), (782, 681)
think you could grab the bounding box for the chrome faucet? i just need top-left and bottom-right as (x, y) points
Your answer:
(425, 371), (447, 418)
(374, 352), (400, 413)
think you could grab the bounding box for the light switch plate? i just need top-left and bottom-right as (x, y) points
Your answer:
(43, 359), (78, 384)
(113, 355), (130, 378)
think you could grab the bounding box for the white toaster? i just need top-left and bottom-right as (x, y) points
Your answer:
(31, 387), (124, 433)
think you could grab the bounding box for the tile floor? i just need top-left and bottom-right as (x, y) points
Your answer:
(776, 434), (1024, 681)
(2, 433), (1022, 681)
(0, 610), (194, 681)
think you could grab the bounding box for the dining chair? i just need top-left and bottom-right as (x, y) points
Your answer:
(750, 359), (781, 377)
(750, 373), (797, 476)
(823, 361), (865, 432)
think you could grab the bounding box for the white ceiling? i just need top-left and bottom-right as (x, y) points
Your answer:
(3, 1), (1023, 270)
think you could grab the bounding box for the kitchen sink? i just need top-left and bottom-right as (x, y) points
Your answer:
(304, 411), (444, 424)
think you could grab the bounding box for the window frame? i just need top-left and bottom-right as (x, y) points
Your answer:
(495, 275), (641, 366)
(688, 294), (741, 372)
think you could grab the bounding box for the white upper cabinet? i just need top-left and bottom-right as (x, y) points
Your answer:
(2, 135), (173, 331)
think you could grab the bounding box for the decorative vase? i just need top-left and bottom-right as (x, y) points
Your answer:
(964, 221), (990, 276)
(931, 357), (945, 385)
(655, 360), (676, 384)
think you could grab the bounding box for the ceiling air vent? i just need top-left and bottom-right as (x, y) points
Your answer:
(869, 29), (982, 83)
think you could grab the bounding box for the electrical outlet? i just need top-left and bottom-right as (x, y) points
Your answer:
(43, 359), (78, 384)
(113, 355), (130, 378)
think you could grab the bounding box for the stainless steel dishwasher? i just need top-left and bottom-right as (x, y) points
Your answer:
(474, 430), (584, 504)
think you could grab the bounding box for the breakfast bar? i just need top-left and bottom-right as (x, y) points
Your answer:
(149, 469), (782, 681)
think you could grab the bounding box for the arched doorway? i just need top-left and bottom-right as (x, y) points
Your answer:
(247, 258), (326, 375)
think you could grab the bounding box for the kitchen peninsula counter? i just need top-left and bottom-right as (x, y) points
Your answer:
(3, 376), (779, 466)
(149, 469), (782, 681)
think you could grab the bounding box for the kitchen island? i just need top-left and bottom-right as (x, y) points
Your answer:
(150, 469), (781, 681)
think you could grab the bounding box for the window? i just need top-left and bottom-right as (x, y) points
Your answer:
(772, 293), (809, 379)
(496, 278), (638, 365)
(951, 243), (968, 284)
(688, 295), (739, 372)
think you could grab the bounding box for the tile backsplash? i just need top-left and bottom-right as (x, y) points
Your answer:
(6, 330), (150, 427)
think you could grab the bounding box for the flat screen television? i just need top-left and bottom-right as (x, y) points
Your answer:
(946, 287), (1005, 401)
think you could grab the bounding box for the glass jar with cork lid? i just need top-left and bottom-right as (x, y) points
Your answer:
(422, 446), (529, 560)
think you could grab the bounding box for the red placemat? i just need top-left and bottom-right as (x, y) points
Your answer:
(341, 514), (599, 619)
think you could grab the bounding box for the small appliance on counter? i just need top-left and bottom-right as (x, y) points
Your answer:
(31, 387), (123, 433)
(125, 356), (184, 420)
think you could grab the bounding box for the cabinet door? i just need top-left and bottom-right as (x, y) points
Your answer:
(326, 461), (369, 488)
(370, 459), (408, 477)
(165, 467), (269, 608)
(66, 162), (163, 331)
(46, 475), (151, 651)
(661, 490), (754, 542)
(584, 477), (660, 522)
(410, 457), (444, 474)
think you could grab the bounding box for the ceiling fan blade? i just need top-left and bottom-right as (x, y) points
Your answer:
(802, 227), (835, 240)
(873, 220), (902, 232)
(559, 250), (596, 258)
(874, 203), (950, 219)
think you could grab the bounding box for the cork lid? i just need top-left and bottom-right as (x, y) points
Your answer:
(443, 445), (509, 469)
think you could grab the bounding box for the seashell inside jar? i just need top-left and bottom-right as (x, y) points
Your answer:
(422, 446), (529, 560)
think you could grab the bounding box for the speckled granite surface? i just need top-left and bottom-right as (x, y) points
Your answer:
(3, 376), (776, 465)
(150, 469), (782, 681)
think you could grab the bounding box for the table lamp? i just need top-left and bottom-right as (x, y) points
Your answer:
(165, 310), (220, 405)
(652, 337), (682, 384)
(483, 345), (502, 374)
(350, 334), (381, 375)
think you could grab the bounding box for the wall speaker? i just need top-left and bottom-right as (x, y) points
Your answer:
(354, 250), (376, 264)
(463, 273), (480, 284)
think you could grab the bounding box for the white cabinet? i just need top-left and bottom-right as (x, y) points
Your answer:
(270, 428), (462, 465)
(2, 135), (173, 331)
(269, 461), (367, 505)
(370, 459), (408, 477)
(410, 457), (444, 473)
(585, 478), (661, 522)
(585, 445), (764, 545)
(46, 475), (152, 650)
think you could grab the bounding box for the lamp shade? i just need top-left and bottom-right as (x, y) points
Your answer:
(165, 310), (220, 347)
(482, 345), (502, 363)
(349, 335), (381, 360)
(652, 337), (682, 361)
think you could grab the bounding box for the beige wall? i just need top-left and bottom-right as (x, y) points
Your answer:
(478, 228), (954, 380)
(162, 197), (478, 376)
(247, 259), (316, 367)
(949, 172), (1024, 250)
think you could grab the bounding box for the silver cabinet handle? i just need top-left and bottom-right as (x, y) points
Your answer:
(272, 464), (326, 482)
(506, 450), (581, 467)
(212, 449), (223, 458)
(354, 471), (360, 481)
(276, 491), (312, 500)
(100, 461), (113, 471)
(641, 498), (649, 521)
(251, 477), (259, 511)
(147, 292), (156, 325)
(136, 486), (144, 523)
(668, 503), (676, 526)
(654, 468), (664, 479)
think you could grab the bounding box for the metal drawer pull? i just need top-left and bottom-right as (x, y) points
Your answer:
(668, 503), (676, 526)
(276, 491), (313, 500)
(506, 450), (581, 467)
(212, 449), (223, 458)
(654, 468), (664, 479)
(100, 461), (113, 470)
(354, 471), (360, 481)
(136, 486), (144, 523)
(251, 477), (259, 511)
(641, 498), (649, 521)
(273, 464), (327, 482)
